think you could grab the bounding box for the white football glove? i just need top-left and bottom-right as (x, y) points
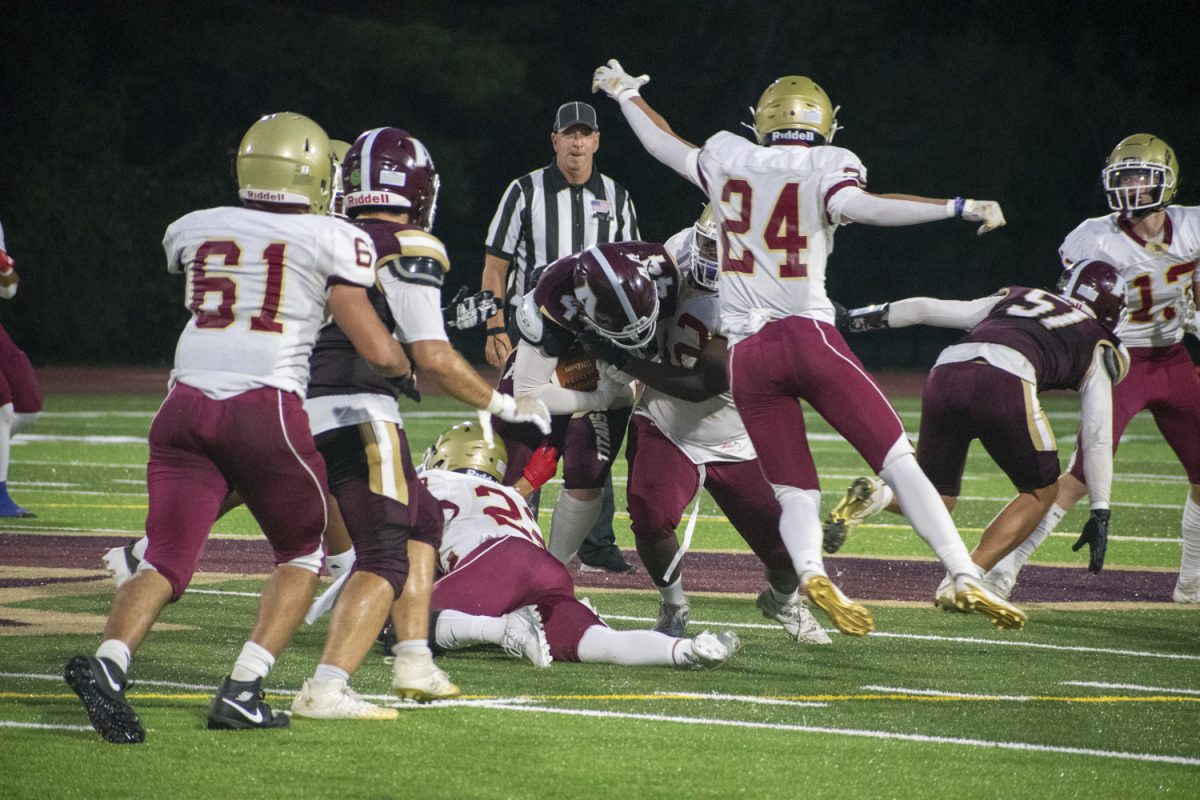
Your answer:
(592, 59), (649, 102)
(486, 391), (552, 435)
(962, 199), (1006, 235)
(590, 373), (635, 410)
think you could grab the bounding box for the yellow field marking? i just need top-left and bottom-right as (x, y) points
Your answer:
(5, 690), (1196, 705)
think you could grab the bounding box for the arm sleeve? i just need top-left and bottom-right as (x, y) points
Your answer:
(512, 340), (607, 414)
(886, 295), (1003, 330)
(831, 187), (954, 227)
(1077, 351), (1115, 510)
(379, 278), (449, 343)
(617, 97), (702, 187)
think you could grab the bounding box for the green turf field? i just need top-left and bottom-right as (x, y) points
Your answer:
(1, 391), (1197, 798)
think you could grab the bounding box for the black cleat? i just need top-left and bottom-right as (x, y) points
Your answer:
(207, 676), (290, 730)
(63, 655), (145, 744)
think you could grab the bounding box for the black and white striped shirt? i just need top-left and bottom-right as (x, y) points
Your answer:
(485, 162), (639, 328)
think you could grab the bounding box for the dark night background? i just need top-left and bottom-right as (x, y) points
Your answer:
(2, 0), (1198, 369)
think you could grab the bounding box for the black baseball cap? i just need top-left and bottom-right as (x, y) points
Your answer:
(554, 101), (599, 133)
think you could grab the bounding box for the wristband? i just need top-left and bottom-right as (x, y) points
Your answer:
(486, 327), (507, 337)
(953, 197), (966, 218)
(485, 390), (506, 415)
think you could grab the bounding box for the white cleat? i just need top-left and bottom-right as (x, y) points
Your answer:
(501, 606), (552, 668)
(756, 588), (831, 644)
(654, 601), (690, 637)
(1173, 575), (1200, 604)
(982, 568), (1017, 601)
(291, 678), (398, 720)
(933, 574), (965, 612)
(392, 652), (461, 702)
(678, 630), (741, 669)
(954, 574), (1027, 630)
(102, 543), (140, 589)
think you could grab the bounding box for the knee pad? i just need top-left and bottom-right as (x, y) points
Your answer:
(880, 436), (915, 472)
(283, 543), (324, 575)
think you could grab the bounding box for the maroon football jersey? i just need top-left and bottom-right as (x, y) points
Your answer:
(960, 286), (1121, 390)
(309, 218), (430, 399)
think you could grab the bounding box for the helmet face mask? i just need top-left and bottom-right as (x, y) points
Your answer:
(690, 204), (720, 291)
(342, 128), (440, 229)
(752, 75), (838, 146)
(1057, 259), (1128, 333)
(1102, 134), (1178, 214)
(329, 139), (351, 218)
(573, 244), (662, 351)
(236, 112), (335, 215)
(421, 422), (507, 483)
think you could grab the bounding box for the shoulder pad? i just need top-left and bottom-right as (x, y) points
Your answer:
(395, 230), (450, 270)
(515, 293), (545, 345)
(383, 255), (445, 288)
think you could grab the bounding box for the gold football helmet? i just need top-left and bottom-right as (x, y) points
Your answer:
(752, 76), (838, 145)
(690, 204), (719, 290)
(1102, 133), (1178, 213)
(235, 112), (335, 214)
(329, 139), (351, 217)
(422, 422), (508, 483)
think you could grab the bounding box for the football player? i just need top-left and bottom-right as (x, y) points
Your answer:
(827, 261), (1128, 608)
(496, 240), (680, 566)
(64, 112), (414, 743)
(0, 219), (42, 518)
(593, 61), (1021, 633)
(291, 127), (551, 719)
(986, 135), (1200, 603)
(576, 207), (829, 644)
(421, 422), (742, 669)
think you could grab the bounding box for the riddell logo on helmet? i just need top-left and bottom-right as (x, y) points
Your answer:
(346, 192), (401, 208)
(242, 189), (290, 202)
(768, 129), (818, 143)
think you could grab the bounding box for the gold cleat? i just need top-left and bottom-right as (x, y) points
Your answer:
(955, 576), (1028, 631)
(392, 654), (461, 703)
(822, 477), (885, 554)
(803, 574), (875, 636)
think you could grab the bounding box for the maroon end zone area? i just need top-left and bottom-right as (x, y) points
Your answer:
(2, 533), (1177, 603)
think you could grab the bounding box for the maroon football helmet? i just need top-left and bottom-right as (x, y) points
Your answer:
(342, 128), (439, 229)
(572, 242), (665, 350)
(1057, 259), (1128, 332)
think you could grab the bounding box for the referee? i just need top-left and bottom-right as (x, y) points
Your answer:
(481, 100), (639, 572)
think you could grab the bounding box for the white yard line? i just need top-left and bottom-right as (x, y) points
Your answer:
(479, 703), (1200, 767)
(657, 690), (827, 708)
(1061, 681), (1200, 696)
(0, 720), (95, 732)
(863, 685), (1035, 701)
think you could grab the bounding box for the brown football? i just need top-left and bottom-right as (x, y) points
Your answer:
(555, 347), (600, 391)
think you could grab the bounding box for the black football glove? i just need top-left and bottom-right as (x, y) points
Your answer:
(386, 372), (421, 403)
(576, 329), (630, 369)
(832, 299), (850, 335)
(1072, 508), (1110, 574)
(443, 286), (499, 330)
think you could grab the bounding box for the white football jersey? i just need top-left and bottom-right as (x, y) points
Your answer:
(421, 469), (546, 574)
(1060, 206), (1200, 348)
(636, 228), (755, 464)
(164, 206), (376, 399)
(691, 131), (866, 342)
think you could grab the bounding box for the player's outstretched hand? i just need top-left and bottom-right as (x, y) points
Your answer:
(522, 443), (560, 490)
(444, 286), (499, 330)
(962, 199), (1006, 235)
(488, 392), (552, 435)
(592, 59), (649, 102)
(1072, 509), (1110, 574)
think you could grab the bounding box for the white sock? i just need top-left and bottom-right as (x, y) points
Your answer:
(995, 503), (1066, 575)
(132, 537), (149, 560)
(11, 411), (39, 436)
(230, 640), (275, 682)
(95, 639), (131, 674)
(547, 492), (603, 563)
(576, 625), (684, 666)
(392, 639), (433, 659)
(433, 610), (507, 649)
(1180, 497), (1200, 578)
(880, 454), (978, 578)
(768, 585), (798, 605)
(326, 546), (356, 580)
(312, 664), (349, 684)
(658, 578), (687, 606)
(772, 485), (825, 581)
(0, 402), (12, 483)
